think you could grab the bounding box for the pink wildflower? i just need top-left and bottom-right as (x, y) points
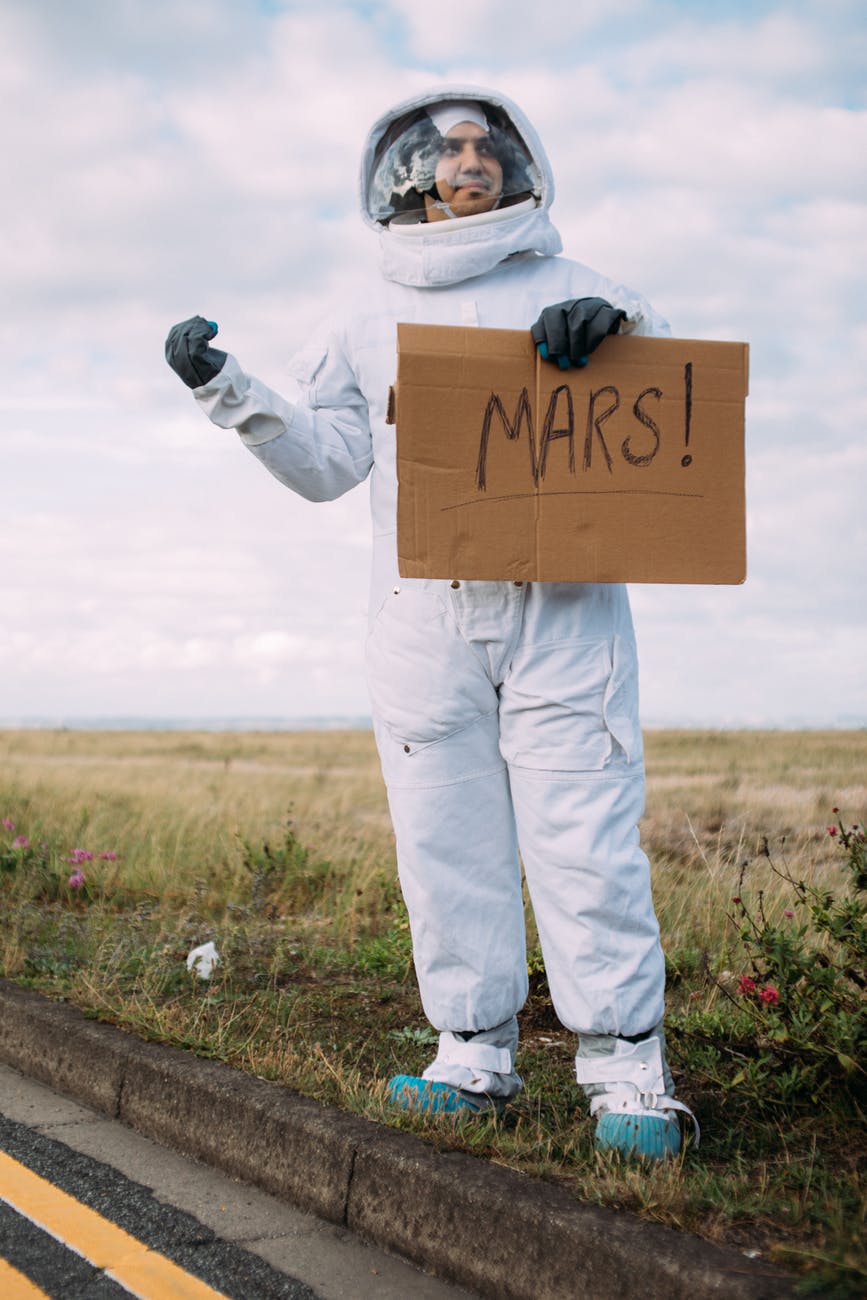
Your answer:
(759, 985), (780, 1005)
(2, 818), (15, 832)
(99, 851), (118, 861)
(827, 825), (838, 836)
(12, 836), (30, 850)
(783, 909), (795, 918)
(738, 976), (757, 994)
(68, 869), (86, 889)
(68, 849), (94, 865)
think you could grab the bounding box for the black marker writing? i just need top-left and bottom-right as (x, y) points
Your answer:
(538, 384), (575, 481)
(475, 365), (696, 490)
(623, 387), (662, 467)
(682, 362), (693, 467)
(583, 386), (619, 474)
(476, 388), (537, 490)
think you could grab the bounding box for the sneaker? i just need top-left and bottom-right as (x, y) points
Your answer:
(387, 1025), (519, 1116)
(574, 1034), (699, 1161)
(386, 1075), (504, 1115)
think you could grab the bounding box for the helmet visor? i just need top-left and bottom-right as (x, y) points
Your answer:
(367, 100), (542, 225)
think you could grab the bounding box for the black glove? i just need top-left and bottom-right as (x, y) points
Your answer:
(531, 298), (626, 370)
(164, 316), (228, 389)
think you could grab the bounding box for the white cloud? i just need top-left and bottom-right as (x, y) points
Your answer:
(2, 0), (865, 724)
(614, 9), (860, 89)
(384, 0), (691, 69)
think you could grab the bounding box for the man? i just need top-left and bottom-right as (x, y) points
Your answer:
(165, 86), (697, 1161)
(417, 106), (506, 221)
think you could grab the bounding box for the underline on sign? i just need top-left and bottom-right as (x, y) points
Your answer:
(440, 488), (706, 512)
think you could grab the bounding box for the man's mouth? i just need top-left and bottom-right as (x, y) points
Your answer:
(453, 174), (492, 192)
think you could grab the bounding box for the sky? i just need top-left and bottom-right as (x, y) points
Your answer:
(2, 0), (865, 728)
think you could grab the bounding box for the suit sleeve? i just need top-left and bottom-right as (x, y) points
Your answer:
(561, 263), (672, 339)
(606, 283), (671, 339)
(192, 322), (373, 504)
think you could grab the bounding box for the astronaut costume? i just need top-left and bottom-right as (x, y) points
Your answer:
(166, 86), (696, 1159)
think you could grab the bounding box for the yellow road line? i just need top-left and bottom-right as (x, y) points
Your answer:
(0, 1258), (50, 1298)
(0, 1150), (230, 1300)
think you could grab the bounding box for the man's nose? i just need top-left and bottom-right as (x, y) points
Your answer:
(459, 142), (483, 171)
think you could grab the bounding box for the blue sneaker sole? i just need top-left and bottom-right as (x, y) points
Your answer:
(386, 1075), (503, 1115)
(596, 1111), (682, 1161)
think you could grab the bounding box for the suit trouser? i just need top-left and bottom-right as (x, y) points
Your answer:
(367, 578), (666, 1047)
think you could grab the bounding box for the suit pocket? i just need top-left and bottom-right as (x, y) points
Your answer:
(365, 587), (496, 751)
(499, 634), (641, 771)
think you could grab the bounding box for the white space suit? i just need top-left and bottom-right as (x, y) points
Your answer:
(188, 86), (692, 1152)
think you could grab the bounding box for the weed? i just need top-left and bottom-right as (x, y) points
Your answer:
(1, 729), (865, 1293)
(240, 817), (338, 916)
(389, 1025), (439, 1048)
(671, 814), (866, 1124)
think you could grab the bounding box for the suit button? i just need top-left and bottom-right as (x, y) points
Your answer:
(450, 579), (460, 589)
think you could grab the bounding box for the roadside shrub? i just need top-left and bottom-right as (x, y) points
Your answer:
(240, 819), (338, 915)
(0, 816), (122, 905)
(672, 812), (866, 1120)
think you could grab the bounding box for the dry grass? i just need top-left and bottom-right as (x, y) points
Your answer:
(1, 726), (865, 1293)
(1, 725), (859, 937)
(0, 728), (392, 909)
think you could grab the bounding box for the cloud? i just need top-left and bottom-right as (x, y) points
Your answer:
(385, 0), (648, 65)
(0, 486), (372, 717)
(2, 0), (865, 724)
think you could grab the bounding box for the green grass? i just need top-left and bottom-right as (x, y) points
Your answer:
(1, 726), (865, 1296)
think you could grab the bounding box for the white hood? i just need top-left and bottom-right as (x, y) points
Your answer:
(359, 84), (563, 288)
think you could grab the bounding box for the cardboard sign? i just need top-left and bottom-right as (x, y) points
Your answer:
(390, 324), (748, 584)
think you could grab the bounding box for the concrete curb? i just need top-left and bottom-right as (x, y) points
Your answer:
(0, 979), (795, 1299)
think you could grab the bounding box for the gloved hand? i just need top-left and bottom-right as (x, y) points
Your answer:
(164, 316), (228, 389)
(531, 298), (626, 370)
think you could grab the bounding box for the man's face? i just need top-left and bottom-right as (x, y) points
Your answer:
(425, 121), (504, 221)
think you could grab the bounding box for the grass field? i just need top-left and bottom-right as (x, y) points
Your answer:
(1, 726), (864, 1295)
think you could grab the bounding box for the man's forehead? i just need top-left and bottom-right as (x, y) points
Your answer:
(443, 121), (489, 139)
(426, 101), (489, 136)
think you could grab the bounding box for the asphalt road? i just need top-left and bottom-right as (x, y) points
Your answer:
(0, 1063), (477, 1300)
